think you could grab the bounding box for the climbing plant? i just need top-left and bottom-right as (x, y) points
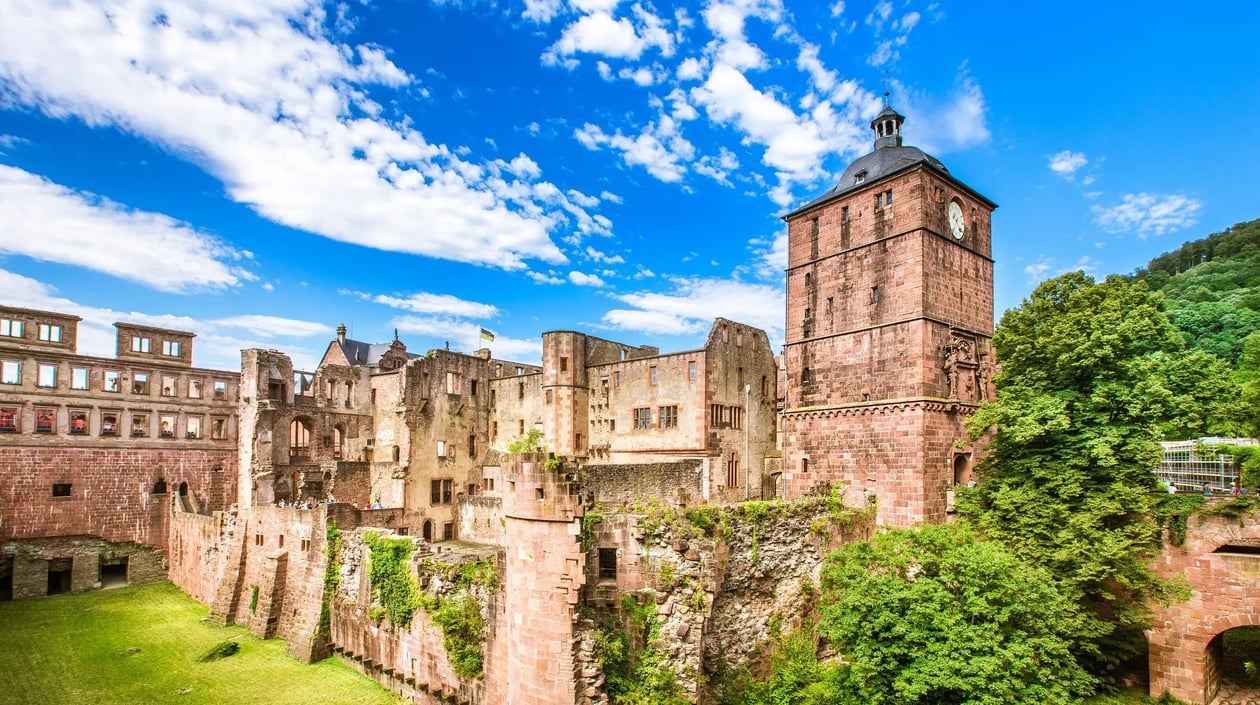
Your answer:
(362, 532), (422, 630)
(316, 521), (342, 641)
(417, 556), (497, 679)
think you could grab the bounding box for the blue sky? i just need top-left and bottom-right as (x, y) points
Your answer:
(1, 0), (1258, 372)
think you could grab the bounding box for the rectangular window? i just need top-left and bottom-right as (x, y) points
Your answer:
(35, 408), (54, 433)
(37, 363), (57, 388)
(37, 324), (62, 343)
(483, 478), (495, 491)
(614, 371), (621, 388)
(159, 414), (176, 438)
(52, 483), (72, 498)
(0, 319), (23, 337)
(633, 407), (651, 429)
(738, 367), (745, 389)
(659, 405), (678, 429)
(436, 440), (447, 457)
(598, 548), (617, 581)
(446, 371), (460, 395)
(0, 406), (18, 431)
(211, 417), (227, 440)
(842, 205), (849, 222)
(649, 366), (657, 385)
(133, 373), (149, 395)
(186, 417), (201, 439)
(161, 375), (177, 397)
(875, 193), (883, 208)
(443, 523), (454, 541)
(430, 479), (454, 505)
(132, 336), (151, 353)
(688, 361), (696, 380)
(162, 340), (180, 356)
(871, 286), (881, 304)
(470, 379), (477, 396)
(69, 410), (88, 434)
(609, 419), (615, 432)
(518, 419), (525, 435)
(101, 413), (118, 436)
(213, 380), (227, 398)
(518, 382), (524, 400)
(2, 360), (20, 385)
(545, 389), (553, 405)
(491, 420), (498, 437)
(560, 357), (568, 372)
(731, 407), (743, 430)
(103, 370), (120, 393)
(131, 413), (148, 437)
(71, 367), (89, 390)
(188, 379), (202, 398)
(468, 434), (477, 457)
(885, 189), (893, 205)
(727, 454), (740, 488)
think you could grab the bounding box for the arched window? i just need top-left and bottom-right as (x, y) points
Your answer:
(333, 425), (345, 460)
(290, 419), (311, 459)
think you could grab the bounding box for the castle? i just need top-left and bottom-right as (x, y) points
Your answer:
(0, 105), (1008, 703)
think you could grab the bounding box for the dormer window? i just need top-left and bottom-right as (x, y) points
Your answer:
(854, 170), (867, 185)
(162, 340), (180, 356)
(132, 336), (151, 353)
(37, 324), (62, 343)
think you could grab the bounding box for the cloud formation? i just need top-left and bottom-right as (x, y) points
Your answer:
(0, 0), (608, 271)
(1091, 193), (1203, 237)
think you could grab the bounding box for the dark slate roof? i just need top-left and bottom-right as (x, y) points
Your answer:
(784, 145), (948, 219)
(336, 338), (421, 367)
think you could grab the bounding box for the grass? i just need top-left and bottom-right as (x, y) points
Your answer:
(0, 582), (404, 705)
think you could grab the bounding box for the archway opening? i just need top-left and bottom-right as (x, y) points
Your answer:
(1206, 626), (1260, 703)
(422, 520), (433, 542)
(952, 454), (972, 487)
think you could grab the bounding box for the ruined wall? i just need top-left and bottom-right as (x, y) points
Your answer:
(489, 371), (543, 450)
(329, 530), (499, 705)
(4, 535), (166, 600)
(1148, 506), (1260, 704)
(167, 507), (232, 605)
(459, 495), (505, 546)
(0, 446), (234, 545)
(574, 496), (876, 703)
(584, 460), (705, 507)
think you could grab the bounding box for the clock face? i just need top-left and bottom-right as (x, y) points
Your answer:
(948, 201), (965, 240)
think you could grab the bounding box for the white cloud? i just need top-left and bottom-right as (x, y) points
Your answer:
(528, 271), (566, 285)
(1024, 257), (1052, 285)
(210, 315), (328, 338)
(603, 276), (784, 344)
(523, 0), (563, 23)
(599, 190), (624, 204)
(0, 0), (596, 270)
(544, 6), (674, 63)
(586, 246), (626, 264)
(1048, 150), (1089, 180)
(371, 292), (498, 318)
(829, 1), (846, 17)
(569, 271), (607, 287)
(1091, 193), (1203, 237)
(574, 120), (693, 183)
(392, 314), (541, 362)
(677, 57), (705, 81)
(0, 165), (253, 293)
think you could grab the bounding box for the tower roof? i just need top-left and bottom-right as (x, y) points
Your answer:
(783, 100), (994, 219)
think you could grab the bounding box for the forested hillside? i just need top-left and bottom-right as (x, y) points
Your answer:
(1132, 218), (1260, 364)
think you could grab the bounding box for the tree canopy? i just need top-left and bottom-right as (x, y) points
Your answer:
(958, 273), (1231, 676)
(818, 522), (1094, 705)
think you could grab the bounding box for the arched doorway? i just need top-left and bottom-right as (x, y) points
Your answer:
(290, 418), (312, 460)
(422, 520), (433, 542)
(952, 454), (972, 487)
(1205, 626), (1260, 703)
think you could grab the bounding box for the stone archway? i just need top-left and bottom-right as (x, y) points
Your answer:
(1201, 618), (1260, 704)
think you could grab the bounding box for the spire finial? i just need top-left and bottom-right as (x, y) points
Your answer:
(393, 327), (399, 342)
(883, 69), (890, 106)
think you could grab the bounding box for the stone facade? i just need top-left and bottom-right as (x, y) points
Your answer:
(1148, 504), (1260, 704)
(780, 106), (996, 527)
(0, 304), (238, 598)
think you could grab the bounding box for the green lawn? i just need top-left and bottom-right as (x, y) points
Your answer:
(0, 582), (404, 705)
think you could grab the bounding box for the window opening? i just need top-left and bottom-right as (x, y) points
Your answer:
(37, 324), (62, 343)
(71, 368), (89, 390)
(211, 417), (228, 440)
(659, 405), (678, 429)
(52, 483), (72, 497)
(431, 479), (454, 505)
(161, 375), (176, 397)
(35, 408), (54, 433)
(133, 373), (149, 395)
(0, 406), (17, 432)
(213, 380), (227, 398)
(1, 361), (19, 385)
(132, 336), (151, 353)
(598, 548), (618, 581)
(560, 356), (568, 372)
(102, 413), (118, 436)
(290, 419), (311, 458)
(188, 379), (202, 398)
(186, 417), (201, 439)
(69, 410), (88, 435)
(162, 340), (180, 356)
(0, 319), (22, 337)
(37, 363), (56, 388)
(633, 408), (651, 429)
(159, 415), (175, 438)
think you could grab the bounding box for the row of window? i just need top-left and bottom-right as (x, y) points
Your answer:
(0, 360), (230, 398)
(710, 404), (744, 430)
(631, 405), (680, 430)
(434, 436), (478, 459)
(130, 335), (181, 356)
(0, 405), (231, 439)
(0, 319), (65, 343)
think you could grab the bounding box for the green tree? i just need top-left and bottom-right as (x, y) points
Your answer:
(959, 273), (1205, 677)
(818, 522), (1094, 705)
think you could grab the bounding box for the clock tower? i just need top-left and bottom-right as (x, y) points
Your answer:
(780, 100), (997, 527)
